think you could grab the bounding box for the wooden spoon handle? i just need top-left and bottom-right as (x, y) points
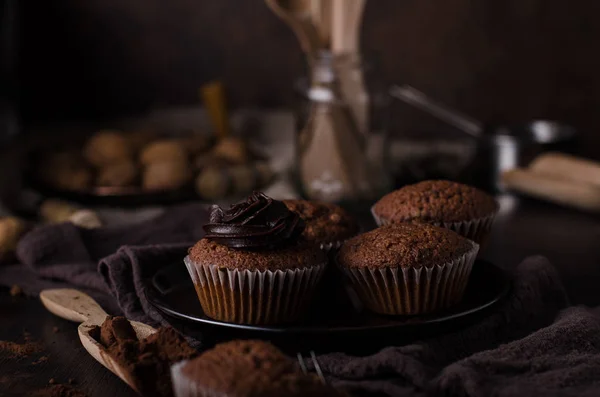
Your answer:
(200, 81), (230, 140)
(529, 152), (600, 188)
(265, 0), (320, 56)
(502, 169), (600, 213)
(40, 289), (108, 326)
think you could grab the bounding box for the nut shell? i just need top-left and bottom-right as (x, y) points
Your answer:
(84, 130), (131, 167)
(96, 160), (138, 187)
(212, 137), (249, 164)
(140, 140), (187, 165)
(142, 160), (192, 190)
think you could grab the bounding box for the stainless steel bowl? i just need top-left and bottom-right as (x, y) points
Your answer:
(389, 86), (579, 191)
(466, 120), (578, 191)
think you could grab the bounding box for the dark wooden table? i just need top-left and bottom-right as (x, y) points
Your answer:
(2, 193), (600, 397)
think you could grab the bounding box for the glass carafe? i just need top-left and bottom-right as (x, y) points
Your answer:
(294, 51), (390, 204)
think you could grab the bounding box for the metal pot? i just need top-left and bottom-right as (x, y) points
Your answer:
(390, 86), (578, 192)
(463, 121), (577, 191)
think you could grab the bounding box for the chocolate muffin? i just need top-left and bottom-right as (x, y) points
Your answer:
(171, 340), (342, 397)
(186, 192), (327, 325)
(337, 223), (479, 315)
(371, 180), (498, 245)
(283, 200), (359, 250)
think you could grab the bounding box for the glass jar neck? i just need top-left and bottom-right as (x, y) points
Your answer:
(308, 51), (366, 102)
(311, 51), (364, 82)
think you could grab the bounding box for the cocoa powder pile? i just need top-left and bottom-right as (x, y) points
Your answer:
(0, 332), (42, 358)
(91, 316), (198, 397)
(34, 384), (88, 397)
(0, 333), (88, 396)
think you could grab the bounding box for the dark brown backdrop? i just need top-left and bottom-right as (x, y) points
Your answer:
(19, 0), (600, 157)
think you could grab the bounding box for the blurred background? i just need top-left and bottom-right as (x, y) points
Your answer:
(13, 0), (599, 157)
(0, 0), (598, 222)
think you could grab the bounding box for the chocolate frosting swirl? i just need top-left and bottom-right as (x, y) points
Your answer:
(203, 192), (305, 249)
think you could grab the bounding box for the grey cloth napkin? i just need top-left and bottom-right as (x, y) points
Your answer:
(1, 205), (595, 397)
(0, 202), (207, 321)
(318, 256), (578, 397)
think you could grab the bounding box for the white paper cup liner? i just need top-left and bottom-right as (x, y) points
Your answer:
(184, 256), (326, 325)
(338, 242), (479, 315)
(371, 205), (496, 246)
(319, 240), (344, 253)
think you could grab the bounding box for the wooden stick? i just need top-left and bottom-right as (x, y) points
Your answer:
(529, 152), (600, 188)
(265, 0), (320, 56)
(331, 0), (346, 54)
(319, 0), (332, 47)
(331, 0), (366, 54)
(200, 81), (230, 140)
(502, 169), (600, 213)
(345, 0), (366, 53)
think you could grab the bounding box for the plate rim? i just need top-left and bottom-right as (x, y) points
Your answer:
(147, 260), (511, 334)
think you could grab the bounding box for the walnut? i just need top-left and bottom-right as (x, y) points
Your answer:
(139, 140), (187, 165)
(96, 160), (138, 187)
(212, 137), (249, 164)
(84, 130), (132, 167)
(40, 199), (79, 223)
(142, 160), (192, 190)
(69, 210), (102, 229)
(195, 167), (229, 200)
(0, 217), (27, 261)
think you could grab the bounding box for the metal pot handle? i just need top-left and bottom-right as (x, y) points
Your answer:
(389, 85), (482, 138)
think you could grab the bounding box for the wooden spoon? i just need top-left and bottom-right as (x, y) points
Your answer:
(529, 152), (600, 188)
(502, 169), (600, 213)
(200, 81), (231, 140)
(331, 0), (369, 135)
(265, 0), (321, 56)
(40, 289), (157, 394)
(331, 0), (366, 54)
(310, 0), (332, 47)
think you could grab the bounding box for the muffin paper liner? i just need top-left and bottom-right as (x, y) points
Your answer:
(319, 240), (344, 253)
(371, 206), (496, 246)
(184, 256), (326, 325)
(171, 361), (225, 397)
(338, 242), (479, 315)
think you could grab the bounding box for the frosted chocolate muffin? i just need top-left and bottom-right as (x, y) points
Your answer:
(171, 340), (343, 397)
(186, 192), (326, 325)
(371, 180), (498, 245)
(337, 223), (479, 315)
(283, 200), (359, 251)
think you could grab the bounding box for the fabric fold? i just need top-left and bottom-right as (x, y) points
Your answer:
(316, 256), (569, 397)
(3, 201), (597, 397)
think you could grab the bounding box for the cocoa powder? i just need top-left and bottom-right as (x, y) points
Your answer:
(9, 284), (23, 297)
(0, 339), (42, 358)
(92, 316), (198, 397)
(34, 384), (88, 397)
(99, 316), (137, 347)
(32, 355), (49, 365)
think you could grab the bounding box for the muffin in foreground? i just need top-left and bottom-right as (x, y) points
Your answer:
(186, 192), (327, 325)
(371, 180), (497, 245)
(283, 199), (359, 251)
(171, 340), (343, 397)
(337, 223), (479, 315)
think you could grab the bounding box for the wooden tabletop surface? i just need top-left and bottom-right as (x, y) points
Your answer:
(2, 193), (600, 397)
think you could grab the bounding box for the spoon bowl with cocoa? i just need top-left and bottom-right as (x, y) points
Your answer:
(40, 289), (157, 394)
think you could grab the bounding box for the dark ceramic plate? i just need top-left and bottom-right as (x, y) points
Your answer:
(148, 260), (511, 343)
(26, 174), (199, 207)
